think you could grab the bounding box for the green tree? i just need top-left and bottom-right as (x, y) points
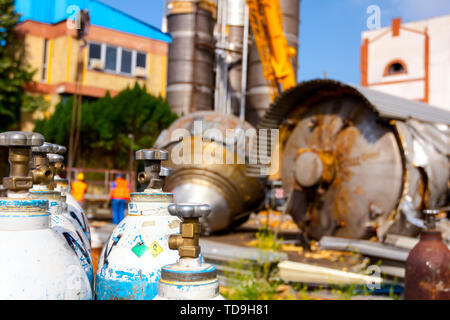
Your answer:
(34, 84), (178, 170)
(0, 0), (46, 132)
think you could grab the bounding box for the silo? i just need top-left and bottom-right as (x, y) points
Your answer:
(246, 0), (300, 126)
(166, 0), (217, 115)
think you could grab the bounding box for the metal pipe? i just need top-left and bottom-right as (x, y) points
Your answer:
(320, 236), (410, 262)
(240, 4), (249, 121)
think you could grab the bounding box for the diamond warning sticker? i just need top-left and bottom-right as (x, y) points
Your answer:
(131, 242), (148, 258)
(149, 241), (163, 258)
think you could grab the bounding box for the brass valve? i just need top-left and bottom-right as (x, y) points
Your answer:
(136, 148), (172, 190)
(48, 153), (65, 175)
(168, 203), (211, 259)
(0, 131), (44, 193)
(31, 142), (57, 186)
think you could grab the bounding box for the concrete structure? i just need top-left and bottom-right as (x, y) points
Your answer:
(361, 15), (450, 111)
(14, 0), (171, 130)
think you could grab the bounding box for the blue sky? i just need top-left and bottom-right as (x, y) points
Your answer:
(102, 0), (450, 85)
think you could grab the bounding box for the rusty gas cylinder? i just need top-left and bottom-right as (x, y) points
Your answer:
(404, 209), (450, 300)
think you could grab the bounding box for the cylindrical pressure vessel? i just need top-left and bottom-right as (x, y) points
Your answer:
(405, 210), (450, 300)
(95, 149), (181, 300)
(155, 111), (265, 234)
(166, 0), (217, 115)
(226, 0), (247, 116)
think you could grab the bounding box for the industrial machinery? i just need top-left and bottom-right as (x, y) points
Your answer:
(247, 79), (450, 241)
(29, 143), (94, 286)
(164, 0), (300, 125)
(155, 203), (224, 300)
(245, 0), (299, 125)
(95, 149), (181, 300)
(155, 111), (265, 234)
(405, 208), (450, 300)
(48, 146), (91, 243)
(0, 131), (92, 299)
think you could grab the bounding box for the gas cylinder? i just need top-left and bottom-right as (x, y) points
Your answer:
(405, 209), (450, 300)
(29, 142), (94, 286)
(0, 131), (92, 299)
(47, 146), (91, 243)
(95, 148), (181, 300)
(155, 203), (224, 300)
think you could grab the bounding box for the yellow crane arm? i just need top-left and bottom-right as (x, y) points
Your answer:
(246, 0), (297, 100)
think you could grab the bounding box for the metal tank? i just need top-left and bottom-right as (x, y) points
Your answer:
(0, 131), (92, 300)
(216, 0), (248, 116)
(155, 203), (224, 300)
(155, 111), (265, 234)
(48, 146), (91, 243)
(166, 0), (217, 115)
(246, 0), (300, 126)
(95, 149), (181, 300)
(248, 79), (450, 241)
(404, 209), (450, 300)
(29, 143), (94, 287)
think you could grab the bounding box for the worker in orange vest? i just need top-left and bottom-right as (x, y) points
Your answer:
(71, 172), (87, 207)
(110, 173), (131, 225)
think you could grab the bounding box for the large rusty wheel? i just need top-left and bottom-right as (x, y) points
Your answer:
(281, 96), (404, 239)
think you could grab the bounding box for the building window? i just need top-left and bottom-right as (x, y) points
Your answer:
(105, 46), (118, 72)
(121, 49), (132, 74)
(384, 60), (408, 76)
(87, 42), (148, 78)
(89, 43), (101, 60)
(136, 52), (146, 68)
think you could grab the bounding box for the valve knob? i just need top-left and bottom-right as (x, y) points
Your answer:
(55, 145), (67, 155)
(168, 203), (211, 220)
(0, 131), (44, 147)
(32, 142), (58, 154)
(47, 154), (64, 164)
(135, 149), (168, 161)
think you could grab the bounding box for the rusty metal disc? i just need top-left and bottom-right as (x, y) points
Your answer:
(281, 96), (404, 239)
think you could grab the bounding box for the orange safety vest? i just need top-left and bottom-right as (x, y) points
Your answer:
(110, 178), (130, 200)
(71, 180), (87, 202)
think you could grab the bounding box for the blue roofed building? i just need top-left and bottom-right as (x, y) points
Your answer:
(14, 0), (171, 130)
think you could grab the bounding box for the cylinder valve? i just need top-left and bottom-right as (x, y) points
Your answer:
(168, 203), (211, 259)
(0, 131), (44, 193)
(31, 142), (58, 186)
(136, 149), (172, 190)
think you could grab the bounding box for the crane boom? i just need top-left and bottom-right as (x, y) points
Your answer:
(246, 0), (297, 100)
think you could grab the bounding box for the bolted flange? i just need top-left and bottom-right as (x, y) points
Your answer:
(0, 131), (44, 193)
(136, 148), (171, 190)
(168, 203), (211, 259)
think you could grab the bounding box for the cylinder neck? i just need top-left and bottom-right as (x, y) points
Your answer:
(420, 230), (443, 241)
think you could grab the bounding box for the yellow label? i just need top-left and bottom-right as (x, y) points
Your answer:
(149, 241), (163, 258)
